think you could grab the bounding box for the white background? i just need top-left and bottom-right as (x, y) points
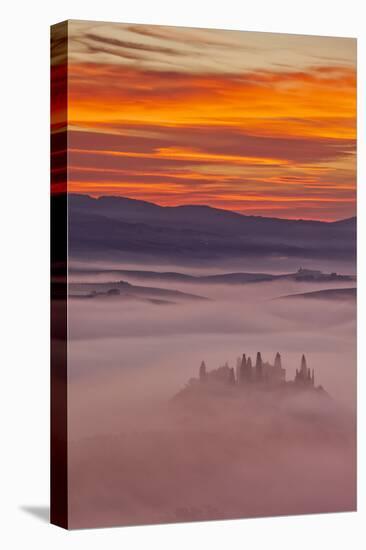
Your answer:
(1, 1), (365, 548)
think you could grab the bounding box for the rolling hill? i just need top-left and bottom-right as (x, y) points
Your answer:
(68, 280), (209, 303)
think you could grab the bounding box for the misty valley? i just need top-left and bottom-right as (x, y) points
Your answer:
(67, 259), (356, 527)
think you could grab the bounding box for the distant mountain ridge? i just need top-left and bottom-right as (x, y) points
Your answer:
(69, 193), (355, 226)
(65, 194), (356, 262)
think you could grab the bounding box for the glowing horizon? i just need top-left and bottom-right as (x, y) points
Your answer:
(52, 21), (357, 221)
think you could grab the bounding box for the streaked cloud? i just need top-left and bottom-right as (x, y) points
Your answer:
(58, 20), (357, 221)
(67, 20), (356, 74)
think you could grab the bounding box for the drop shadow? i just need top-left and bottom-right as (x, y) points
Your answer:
(20, 505), (49, 523)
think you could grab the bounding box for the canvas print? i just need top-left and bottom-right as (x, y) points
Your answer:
(51, 20), (357, 529)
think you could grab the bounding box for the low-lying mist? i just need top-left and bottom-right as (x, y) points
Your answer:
(67, 264), (356, 528)
(69, 255), (357, 277)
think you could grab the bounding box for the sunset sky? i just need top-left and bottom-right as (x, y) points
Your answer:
(53, 21), (356, 220)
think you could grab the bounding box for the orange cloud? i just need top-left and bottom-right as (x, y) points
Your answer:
(68, 64), (355, 138)
(64, 60), (356, 220)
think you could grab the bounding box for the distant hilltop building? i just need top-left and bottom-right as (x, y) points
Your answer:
(294, 267), (352, 282)
(195, 352), (317, 389)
